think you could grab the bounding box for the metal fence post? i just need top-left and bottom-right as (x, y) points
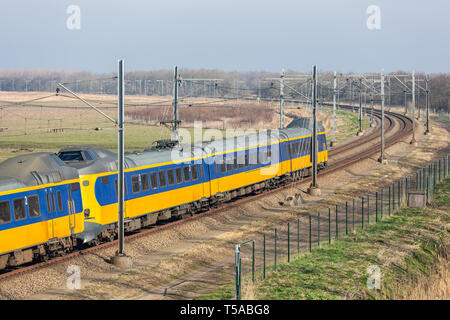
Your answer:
(388, 185), (391, 216)
(361, 197), (364, 229)
(345, 201), (348, 235)
(252, 241), (255, 282)
(263, 234), (266, 279)
(309, 215), (312, 252)
(367, 195), (370, 225)
(393, 183), (395, 211)
(235, 245), (241, 300)
(352, 198), (355, 231)
(297, 219), (300, 256)
(376, 192), (378, 222)
(335, 205), (338, 239)
(274, 228), (277, 271)
(288, 222), (290, 262)
(317, 213), (320, 248)
(416, 171), (419, 191)
(328, 209), (331, 244)
(433, 162), (436, 191)
(381, 190), (384, 220)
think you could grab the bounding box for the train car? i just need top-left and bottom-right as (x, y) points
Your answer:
(57, 120), (328, 245)
(0, 153), (84, 270)
(57, 144), (211, 243)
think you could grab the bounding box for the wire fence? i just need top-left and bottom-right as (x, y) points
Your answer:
(435, 108), (450, 122)
(234, 153), (450, 300)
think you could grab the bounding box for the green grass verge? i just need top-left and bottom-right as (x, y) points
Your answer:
(323, 109), (369, 147)
(199, 177), (450, 300)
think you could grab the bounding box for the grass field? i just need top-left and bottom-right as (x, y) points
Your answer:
(199, 177), (450, 300)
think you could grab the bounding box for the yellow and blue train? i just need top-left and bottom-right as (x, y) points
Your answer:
(0, 119), (327, 270)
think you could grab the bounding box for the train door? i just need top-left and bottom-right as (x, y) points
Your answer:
(202, 162), (211, 198)
(46, 188), (56, 239)
(67, 188), (75, 235)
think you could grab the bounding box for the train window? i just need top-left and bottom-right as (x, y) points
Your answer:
(159, 171), (167, 188)
(58, 151), (83, 162)
(51, 193), (56, 213)
(83, 151), (93, 161)
(175, 167), (183, 184)
(244, 154), (249, 167)
(114, 179), (128, 195)
(13, 198), (26, 221)
(226, 158), (233, 172)
(56, 191), (63, 212)
(191, 165), (198, 181)
(258, 150), (264, 164)
(148, 173), (157, 190)
(167, 169), (175, 186)
(71, 183), (80, 191)
(267, 147), (272, 160)
(142, 173), (150, 191)
(131, 175), (140, 193)
(46, 194), (51, 212)
(215, 161), (220, 174)
(183, 166), (190, 182)
(233, 156), (238, 170)
(28, 195), (41, 218)
(238, 155), (244, 169)
(101, 176), (108, 184)
(220, 159), (226, 173)
(0, 201), (11, 225)
(199, 164), (204, 178)
(253, 150), (258, 165)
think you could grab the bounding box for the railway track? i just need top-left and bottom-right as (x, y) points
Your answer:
(0, 106), (413, 282)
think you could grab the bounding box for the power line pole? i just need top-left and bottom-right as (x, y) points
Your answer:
(410, 71), (417, 145)
(425, 74), (430, 135)
(417, 78), (421, 119)
(117, 59), (125, 256)
(112, 59), (131, 268)
(388, 76), (391, 111)
(257, 80), (261, 103)
(331, 71), (337, 147)
(370, 76), (375, 127)
(404, 88), (408, 115)
(357, 78), (363, 136)
(173, 65), (179, 141)
(280, 69), (285, 129)
(378, 69), (387, 164)
(308, 65), (320, 196)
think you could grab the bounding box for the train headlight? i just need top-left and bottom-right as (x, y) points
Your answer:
(84, 209), (90, 218)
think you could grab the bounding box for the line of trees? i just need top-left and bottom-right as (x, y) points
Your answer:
(0, 69), (448, 112)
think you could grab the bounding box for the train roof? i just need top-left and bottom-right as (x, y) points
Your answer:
(0, 152), (79, 190)
(57, 146), (136, 175)
(0, 176), (27, 192)
(286, 117), (325, 132)
(126, 125), (313, 167)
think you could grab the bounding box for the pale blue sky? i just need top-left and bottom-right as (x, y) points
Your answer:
(1, 0), (449, 73)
